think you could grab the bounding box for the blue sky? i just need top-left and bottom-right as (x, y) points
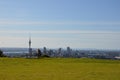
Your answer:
(0, 0), (120, 49)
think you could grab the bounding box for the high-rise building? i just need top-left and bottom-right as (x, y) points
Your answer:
(67, 47), (71, 53)
(43, 47), (47, 55)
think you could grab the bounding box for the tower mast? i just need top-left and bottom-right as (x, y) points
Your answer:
(29, 34), (32, 58)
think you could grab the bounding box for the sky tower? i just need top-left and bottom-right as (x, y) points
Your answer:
(29, 35), (32, 57)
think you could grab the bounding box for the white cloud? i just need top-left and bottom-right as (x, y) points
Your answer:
(0, 20), (120, 26)
(0, 35), (120, 49)
(0, 28), (120, 49)
(0, 30), (120, 34)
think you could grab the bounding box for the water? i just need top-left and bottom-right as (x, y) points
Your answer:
(1, 48), (29, 54)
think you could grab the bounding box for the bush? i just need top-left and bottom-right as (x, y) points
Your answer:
(42, 55), (50, 58)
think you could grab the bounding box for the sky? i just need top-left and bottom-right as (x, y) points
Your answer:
(0, 0), (120, 49)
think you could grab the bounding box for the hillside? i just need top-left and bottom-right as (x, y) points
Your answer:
(0, 58), (120, 80)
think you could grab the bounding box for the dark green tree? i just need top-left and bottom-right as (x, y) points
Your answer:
(37, 49), (42, 58)
(0, 50), (5, 57)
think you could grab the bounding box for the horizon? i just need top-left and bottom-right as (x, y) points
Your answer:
(1, 47), (120, 51)
(0, 0), (120, 49)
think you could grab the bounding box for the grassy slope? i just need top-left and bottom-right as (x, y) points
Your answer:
(0, 58), (120, 80)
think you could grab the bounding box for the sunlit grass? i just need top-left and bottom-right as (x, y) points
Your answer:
(0, 58), (120, 80)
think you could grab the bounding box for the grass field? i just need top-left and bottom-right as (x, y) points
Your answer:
(0, 58), (120, 80)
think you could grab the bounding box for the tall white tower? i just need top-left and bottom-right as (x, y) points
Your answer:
(29, 35), (32, 57)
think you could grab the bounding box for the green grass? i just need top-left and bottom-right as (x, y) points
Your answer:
(0, 58), (120, 80)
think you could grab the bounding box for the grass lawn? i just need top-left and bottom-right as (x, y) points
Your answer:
(0, 58), (120, 80)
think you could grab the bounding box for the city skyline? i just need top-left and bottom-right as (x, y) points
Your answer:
(0, 0), (120, 49)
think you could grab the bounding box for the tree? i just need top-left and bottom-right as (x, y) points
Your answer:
(37, 49), (42, 58)
(0, 50), (5, 57)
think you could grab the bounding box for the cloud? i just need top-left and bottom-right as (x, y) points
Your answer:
(0, 30), (120, 34)
(0, 20), (120, 26)
(0, 34), (120, 49)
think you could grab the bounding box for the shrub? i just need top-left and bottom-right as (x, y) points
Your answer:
(42, 55), (50, 58)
